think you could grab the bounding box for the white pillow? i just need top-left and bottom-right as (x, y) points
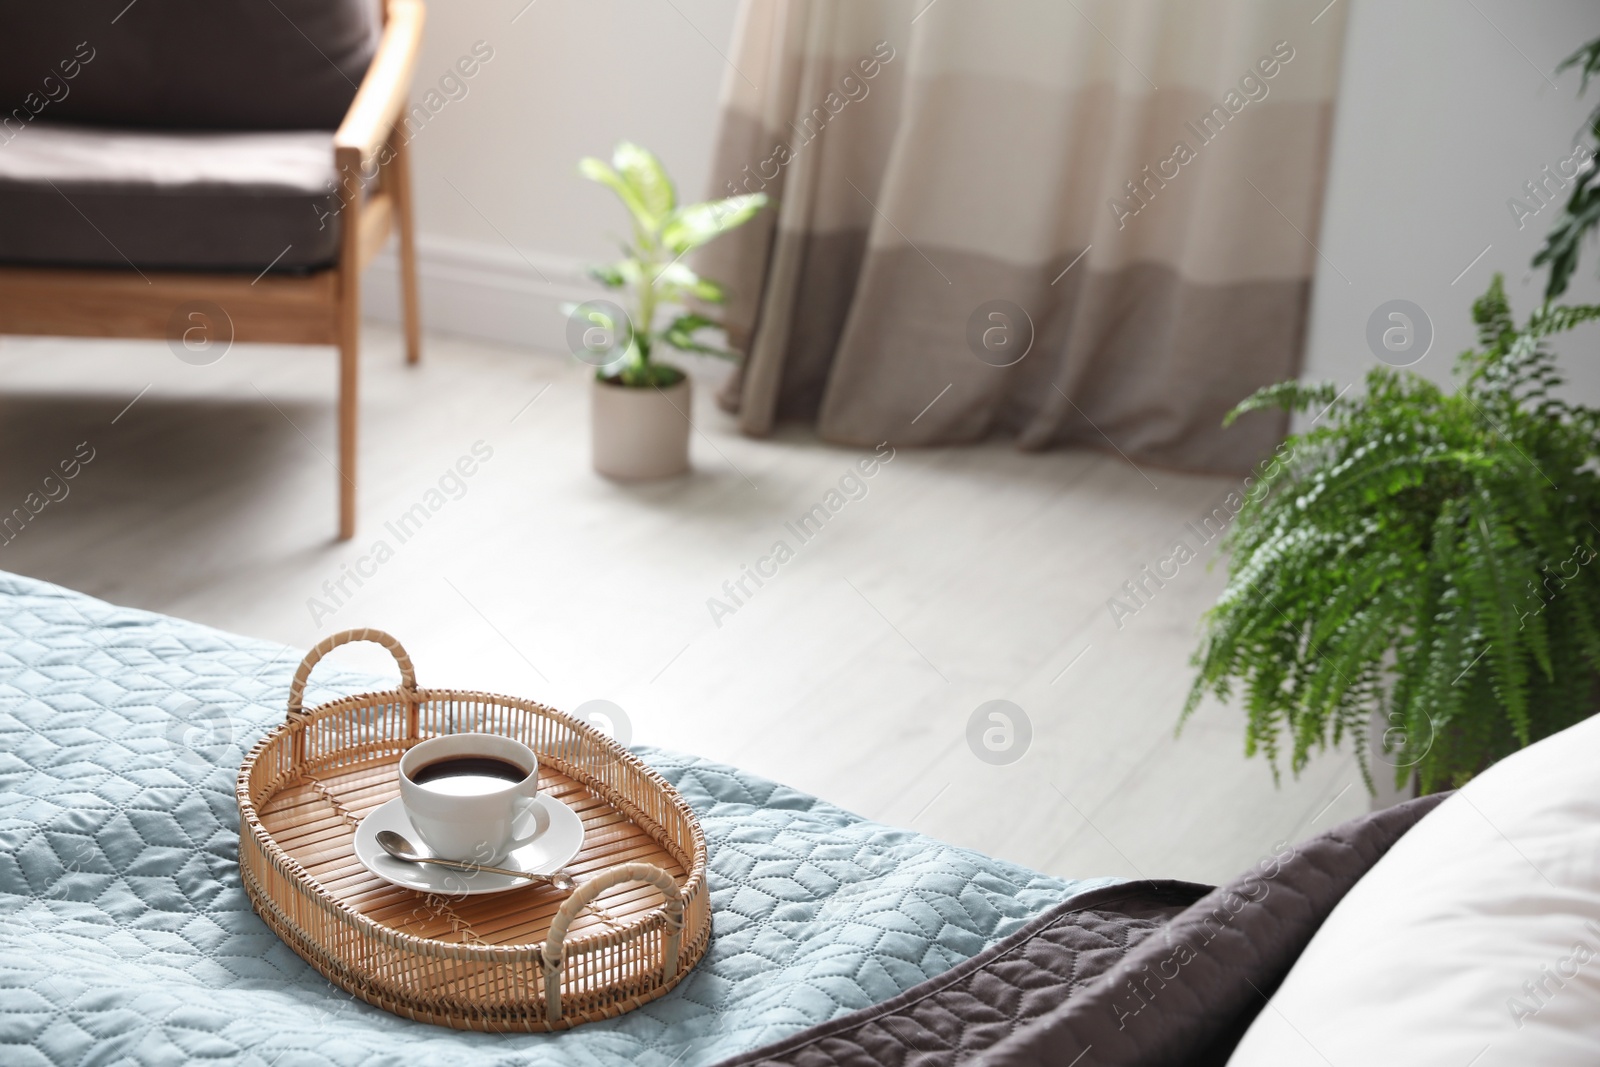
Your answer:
(1228, 712), (1600, 1066)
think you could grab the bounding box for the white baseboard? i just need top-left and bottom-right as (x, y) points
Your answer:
(362, 234), (598, 353)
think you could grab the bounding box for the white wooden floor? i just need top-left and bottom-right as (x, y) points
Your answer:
(0, 324), (1364, 885)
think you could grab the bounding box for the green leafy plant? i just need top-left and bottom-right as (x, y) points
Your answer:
(1534, 38), (1600, 300)
(1183, 279), (1600, 793)
(1186, 37), (1600, 794)
(571, 142), (766, 388)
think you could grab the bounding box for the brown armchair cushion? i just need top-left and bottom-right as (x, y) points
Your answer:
(0, 0), (379, 131)
(0, 122), (343, 271)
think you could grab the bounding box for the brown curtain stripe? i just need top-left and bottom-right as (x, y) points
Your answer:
(698, 0), (1348, 475)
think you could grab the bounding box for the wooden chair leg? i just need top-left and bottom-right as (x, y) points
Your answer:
(336, 146), (364, 541)
(338, 319), (359, 542)
(389, 133), (422, 365)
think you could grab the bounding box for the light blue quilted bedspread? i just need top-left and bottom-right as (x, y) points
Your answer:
(0, 572), (1110, 1066)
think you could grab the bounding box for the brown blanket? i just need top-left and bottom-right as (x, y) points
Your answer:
(716, 793), (1447, 1067)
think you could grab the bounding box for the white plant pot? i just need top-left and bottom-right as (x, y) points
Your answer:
(590, 374), (692, 481)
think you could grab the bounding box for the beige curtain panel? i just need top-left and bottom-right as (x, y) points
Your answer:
(698, 0), (1348, 474)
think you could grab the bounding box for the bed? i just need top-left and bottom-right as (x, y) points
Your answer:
(5, 569), (1586, 1066)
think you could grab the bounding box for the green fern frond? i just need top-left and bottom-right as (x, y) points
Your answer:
(1187, 273), (1600, 793)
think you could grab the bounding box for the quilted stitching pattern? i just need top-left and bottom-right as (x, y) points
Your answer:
(984, 793), (1450, 1067)
(0, 572), (1114, 1066)
(714, 798), (1446, 1067)
(718, 883), (1207, 1067)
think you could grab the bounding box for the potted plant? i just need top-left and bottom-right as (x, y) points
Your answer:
(568, 142), (766, 480)
(1183, 39), (1600, 795)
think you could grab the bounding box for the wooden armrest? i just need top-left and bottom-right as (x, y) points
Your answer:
(334, 0), (425, 168)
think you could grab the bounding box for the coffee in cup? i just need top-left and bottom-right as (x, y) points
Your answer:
(398, 732), (551, 863)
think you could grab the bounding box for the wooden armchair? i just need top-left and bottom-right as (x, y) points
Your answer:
(0, 0), (426, 540)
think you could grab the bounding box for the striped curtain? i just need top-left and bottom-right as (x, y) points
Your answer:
(697, 0), (1348, 473)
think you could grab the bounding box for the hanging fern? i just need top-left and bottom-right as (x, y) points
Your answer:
(1184, 275), (1600, 794)
(1534, 37), (1600, 301)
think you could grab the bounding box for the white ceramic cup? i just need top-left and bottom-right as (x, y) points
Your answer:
(398, 733), (551, 863)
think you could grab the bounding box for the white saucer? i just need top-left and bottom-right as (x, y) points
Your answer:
(353, 794), (584, 896)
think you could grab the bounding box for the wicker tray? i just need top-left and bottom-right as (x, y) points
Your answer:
(235, 629), (711, 1031)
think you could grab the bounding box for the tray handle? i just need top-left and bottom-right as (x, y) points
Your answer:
(542, 862), (684, 1023)
(286, 628), (418, 717)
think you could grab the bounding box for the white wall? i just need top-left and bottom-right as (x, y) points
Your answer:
(1304, 0), (1600, 405)
(365, 0), (741, 351)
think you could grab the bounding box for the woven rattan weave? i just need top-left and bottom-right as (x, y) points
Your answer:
(235, 629), (710, 1031)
